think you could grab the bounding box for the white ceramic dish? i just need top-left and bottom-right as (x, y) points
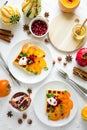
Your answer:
(7, 39), (53, 84)
(29, 17), (48, 38)
(33, 81), (78, 127)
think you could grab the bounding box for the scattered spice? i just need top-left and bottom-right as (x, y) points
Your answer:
(27, 30), (31, 35)
(7, 111), (13, 118)
(53, 60), (56, 65)
(75, 18), (80, 23)
(63, 62), (67, 66)
(44, 37), (50, 43)
(23, 24), (29, 31)
(27, 119), (32, 124)
(44, 12), (49, 17)
(18, 118), (23, 124)
(22, 113), (27, 119)
(58, 57), (62, 61)
(27, 88), (32, 94)
(65, 55), (72, 62)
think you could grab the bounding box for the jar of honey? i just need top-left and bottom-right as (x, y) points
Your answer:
(72, 24), (86, 40)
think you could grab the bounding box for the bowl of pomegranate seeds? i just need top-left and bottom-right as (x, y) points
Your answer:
(29, 17), (48, 38)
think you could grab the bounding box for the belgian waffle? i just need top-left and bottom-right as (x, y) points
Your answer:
(13, 42), (47, 74)
(46, 89), (61, 113)
(13, 51), (32, 74)
(46, 89), (73, 121)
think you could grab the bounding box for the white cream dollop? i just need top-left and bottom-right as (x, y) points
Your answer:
(19, 57), (27, 65)
(47, 97), (57, 106)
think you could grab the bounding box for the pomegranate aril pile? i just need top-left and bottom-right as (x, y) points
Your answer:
(31, 20), (48, 36)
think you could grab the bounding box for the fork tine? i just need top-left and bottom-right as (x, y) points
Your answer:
(58, 69), (67, 79)
(57, 69), (87, 97)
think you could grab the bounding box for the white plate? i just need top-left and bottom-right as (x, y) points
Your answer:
(7, 39), (53, 84)
(33, 81), (78, 127)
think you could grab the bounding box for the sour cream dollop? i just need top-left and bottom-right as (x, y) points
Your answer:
(19, 57), (27, 65)
(47, 97), (57, 106)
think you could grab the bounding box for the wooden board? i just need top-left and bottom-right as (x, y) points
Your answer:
(49, 13), (86, 52)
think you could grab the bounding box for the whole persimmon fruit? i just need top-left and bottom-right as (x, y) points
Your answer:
(0, 80), (11, 98)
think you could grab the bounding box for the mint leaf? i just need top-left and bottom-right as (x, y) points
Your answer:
(46, 93), (54, 98)
(59, 109), (63, 114)
(34, 72), (38, 75)
(49, 106), (54, 112)
(64, 90), (67, 94)
(48, 115), (50, 120)
(20, 53), (27, 57)
(26, 68), (30, 71)
(44, 67), (48, 71)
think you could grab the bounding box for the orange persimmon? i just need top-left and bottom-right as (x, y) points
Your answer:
(0, 80), (11, 98)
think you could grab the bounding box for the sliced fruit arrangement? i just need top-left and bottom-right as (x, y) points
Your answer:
(46, 89), (73, 121)
(22, 0), (41, 19)
(13, 42), (48, 75)
(0, 5), (20, 25)
(0, 80), (11, 98)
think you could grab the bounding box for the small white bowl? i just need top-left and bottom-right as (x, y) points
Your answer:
(29, 17), (48, 38)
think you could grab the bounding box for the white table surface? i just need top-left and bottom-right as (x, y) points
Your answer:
(0, 0), (87, 130)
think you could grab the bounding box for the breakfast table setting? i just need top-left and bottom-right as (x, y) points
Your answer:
(0, 0), (87, 130)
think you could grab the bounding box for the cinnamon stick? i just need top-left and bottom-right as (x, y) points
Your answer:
(0, 29), (14, 37)
(0, 34), (10, 43)
(0, 28), (11, 33)
(73, 67), (87, 81)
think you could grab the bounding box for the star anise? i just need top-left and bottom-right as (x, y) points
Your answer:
(23, 24), (29, 31)
(27, 30), (31, 35)
(65, 55), (73, 62)
(7, 111), (13, 118)
(27, 88), (32, 94)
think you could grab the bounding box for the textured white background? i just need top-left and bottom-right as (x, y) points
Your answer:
(0, 0), (87, 130)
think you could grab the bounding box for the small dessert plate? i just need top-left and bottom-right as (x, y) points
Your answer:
(29, 17), (48, 38)
(33, 81), (78, 127)
(7, 39), (52, 84)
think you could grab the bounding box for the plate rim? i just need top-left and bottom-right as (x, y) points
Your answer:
(33, 80), (78, 127)
(7, 38), (53, 84)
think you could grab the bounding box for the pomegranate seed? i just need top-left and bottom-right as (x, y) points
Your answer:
(31, 20), (48, 36)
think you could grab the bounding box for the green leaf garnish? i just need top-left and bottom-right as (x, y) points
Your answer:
(49, 106), (54, 112)
(60, 104), (64, 108)
(20, 53), (27, 57)
(46, 93), (54, 98)
(64, 90), (67, 94)
(26, 68), (30, 71)
(58, 109), (63, 114)
(34, 72), (38, 75)
(48, 115), (50, 120)
(10, 15), (20, 24)
(44, 67), (48, 71)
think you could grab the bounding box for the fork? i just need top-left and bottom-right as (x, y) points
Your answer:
(58, 69), (87, 98)
(0, 52), (20, 86)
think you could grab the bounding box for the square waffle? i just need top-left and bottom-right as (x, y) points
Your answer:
(13, 42), (47, 75)
(46, 89), (73, 121)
